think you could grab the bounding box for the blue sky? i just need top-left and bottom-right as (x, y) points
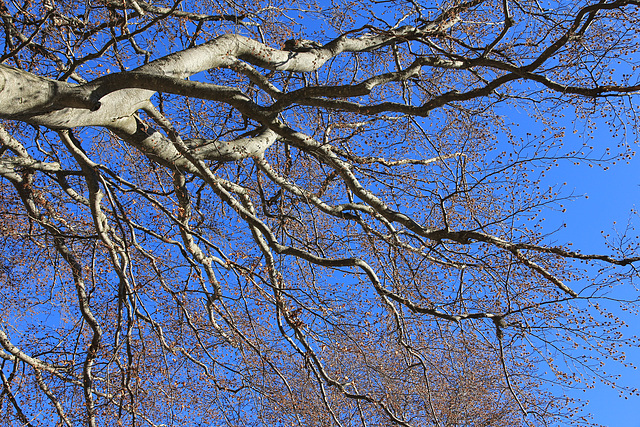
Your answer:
(2, 1), (639, 424)
(536, 118), (640, 426)
(564, 160), (640, 426)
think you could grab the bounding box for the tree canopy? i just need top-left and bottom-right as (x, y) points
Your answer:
(1, 0), (640, 425)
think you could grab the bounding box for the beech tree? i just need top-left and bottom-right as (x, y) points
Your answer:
(1, 0), (640, 425)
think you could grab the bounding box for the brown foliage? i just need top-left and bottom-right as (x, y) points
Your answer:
(1, 0), (640, 425)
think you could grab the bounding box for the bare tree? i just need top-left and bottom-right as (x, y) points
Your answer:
(1, 0), (640, 425)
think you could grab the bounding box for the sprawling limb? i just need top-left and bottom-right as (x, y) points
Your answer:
(1, 0), (640, 425)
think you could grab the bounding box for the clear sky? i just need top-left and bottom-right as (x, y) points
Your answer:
(540, 121), (640, 426)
